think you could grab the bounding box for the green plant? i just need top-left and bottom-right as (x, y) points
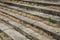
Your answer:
(0, 30), (2, 33)
(47, 17), (53, 22)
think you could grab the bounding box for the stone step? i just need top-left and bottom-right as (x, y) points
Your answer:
(3, 1), (60, 16)
(0, 15), (53, 40)
(0, 3), (60, 24)
(0, 8), (60, 39)
(0, 6), (59, 28)
(1, 0), (60, 6)
(18, 0), (60, 6)
(0, 11), (57, 39)
(0, 22), (29, 40)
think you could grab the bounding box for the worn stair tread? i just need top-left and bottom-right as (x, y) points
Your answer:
(0, 22), (29, 40)
(4, 1), (60, 13)
(0, 22), (11, 31)
(1, 16), (55, 40)
(0, 3), (60, 23)
(1, 2), (60, 17)
(19, 0), (60, 6)
(0, 15), (53, 40)
(4, 29), (29, 40)
(0, 9), (60, 37)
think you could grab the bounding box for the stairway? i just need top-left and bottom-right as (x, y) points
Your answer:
(0, 0), (60, 40)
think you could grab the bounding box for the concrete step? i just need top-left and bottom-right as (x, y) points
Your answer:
(0, 1), (60, 40)
(0, 3), (60, 24)
(0, 22), (29, 40)
(3, 1), (60, 16)
(0, 15), (54, 40)
(0, 6), (59, 28)
(17, 0), (60, 6)
(0, 8), (60, 40)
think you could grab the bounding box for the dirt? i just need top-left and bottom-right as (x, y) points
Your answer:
(0, 30), (13, 40)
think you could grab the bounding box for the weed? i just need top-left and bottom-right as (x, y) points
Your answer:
(47, 17), (53, 22)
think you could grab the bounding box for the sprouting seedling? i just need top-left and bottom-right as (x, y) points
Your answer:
(47, 17), (53, 22)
